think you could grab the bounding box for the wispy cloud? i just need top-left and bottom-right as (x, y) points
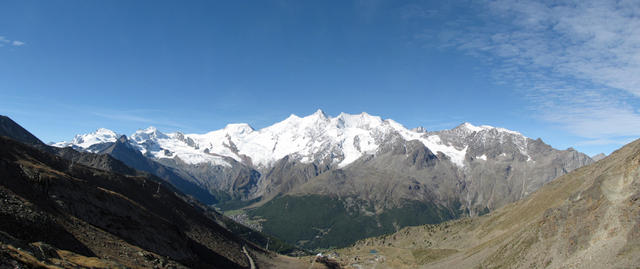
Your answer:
(90, 110), (191, 130)
(0, 36), (25, 47)
(576, 137), (636, 146)
(429, 0), (640, 142)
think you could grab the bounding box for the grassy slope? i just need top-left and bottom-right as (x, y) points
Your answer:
(248, 195), (460, 250)
(337, 138), (640, 268)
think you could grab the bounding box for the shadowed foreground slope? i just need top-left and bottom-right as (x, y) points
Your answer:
(0, 135), (316, 268)
(338, 138), (640, 268)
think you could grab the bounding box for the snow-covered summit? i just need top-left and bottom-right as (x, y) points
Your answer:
(454, 122), (523, 136)
(183, 110), (475, 167)
(446, 122), (530, 161)
(52, 111), (531, 169)
(131, 126), (169, 143)
(52, 128), (119, 150)
(188, 110), (393, 168)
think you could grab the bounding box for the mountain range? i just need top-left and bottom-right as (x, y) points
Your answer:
(2, 113), (637, 268)
(0, 115), (315, 268)
(51, 110), (593, 249)
(337, 137), (640, 268)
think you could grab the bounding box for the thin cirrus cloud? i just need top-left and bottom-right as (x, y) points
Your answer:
(0, 36), (25, 47)
(90, 110), (191, 130)
(431, 0), (640, 144)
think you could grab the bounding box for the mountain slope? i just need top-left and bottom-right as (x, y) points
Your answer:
(0, 118), (316, 268)
(0, 116), (44, 147)
(247, 129), (590, 249)
(337, 138), (640, 268)
(52, 111), (593, 250)
(98, 135), (219, 205)
(0, 135), (250, 268)
(52, 128), (119, 152)
(52, 111), (592, 212)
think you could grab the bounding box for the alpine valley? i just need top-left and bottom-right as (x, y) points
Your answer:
(51, 110), (593, 250)
(0, 115), (311, 268)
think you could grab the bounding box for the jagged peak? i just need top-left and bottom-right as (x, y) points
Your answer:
(131, 126), (168, 141)
(72, 128), (117, 139)
(456, 122), (486, 132)
(141, 126), (158, 133)
(455, 122), (523, 137)
(302, 109), (329, 122)
(117, 135), (128, 143)
(95, 127), (116, 134)
(224, 123), (254, 134)
(592, 153), (607, 161)
(334, 112), (384, 128)
(286, 113), (301, 120)
(412, 126), (427, 133)
(312, 108), (327, 117)
(53, 127), (120, 149)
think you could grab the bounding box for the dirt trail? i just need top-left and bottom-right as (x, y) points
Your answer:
(242, 246), (256, 269)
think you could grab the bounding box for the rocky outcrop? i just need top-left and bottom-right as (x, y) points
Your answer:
(339, 138), (640, 268)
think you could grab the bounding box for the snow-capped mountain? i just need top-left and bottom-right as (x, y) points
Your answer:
(53, 109), (530, 170)
(128, 126), (231, 167)
(52, 128), (119, 152)
(51, 110), (593, 249)
(440, 122), (532, 161)
(181, 109), (468, 168)
(50, 110), (591, 209)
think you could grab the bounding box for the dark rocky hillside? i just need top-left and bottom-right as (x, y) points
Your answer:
(0, 135), (253, 268)
(0, 118), (318, 268)
(0, 116), (44, 147)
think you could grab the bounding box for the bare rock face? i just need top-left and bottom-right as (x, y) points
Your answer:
(48, 114), (593, 214)
(255, 155), (332, 201)
(0, 136), (252, 268)
(341, 138), (640, 269)
(48, 113), (594, 250)
(591, 153), (606, 161)
(460, 138), (593, 215)
(290, 134), (591, 216)
(0, 134), (317, 268)
(156, 156), (261, 201)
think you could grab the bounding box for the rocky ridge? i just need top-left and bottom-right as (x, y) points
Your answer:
(337, 138), (640, 268)
(0, 117), (318, 268)
(50, 111), (593, 249)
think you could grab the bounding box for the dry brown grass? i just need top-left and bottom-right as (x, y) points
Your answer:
(337, 139), (640, 269)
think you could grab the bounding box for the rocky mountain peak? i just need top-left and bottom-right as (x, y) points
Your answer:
(412, 126), (427, 133)
(223, 123), (255, 136)
(51, 127), (118, 150)
(52, 112), (577, 172)
(311, 108), (328, 118)
(117, 135), (128, 143)
(592, 153), (606, 161)
(131, 126), (168, 142)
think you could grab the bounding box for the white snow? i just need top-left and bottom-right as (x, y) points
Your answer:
(186, 110), (385, 168)
(53, 110), (530, 169)
(52, 128), (118, 151)
(460, 122), (524, 136)
(461, 122), (485, 132)
(130, 126), (231, 167)
(477, 154), (487, 161)
(396, 129), (468, 167)
(193, 111), (466, 168)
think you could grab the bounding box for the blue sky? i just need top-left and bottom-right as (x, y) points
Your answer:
(1, 0), (639, 156)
